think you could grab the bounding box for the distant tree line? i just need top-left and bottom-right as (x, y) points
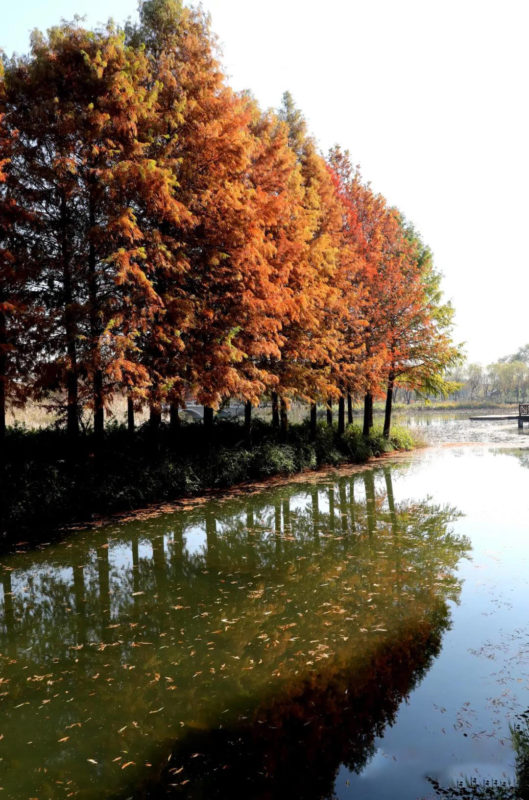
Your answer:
(0, 0), (461, 445)
(447, 345), (529, 404)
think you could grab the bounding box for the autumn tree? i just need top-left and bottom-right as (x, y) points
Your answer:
(331, 160), (402, 434)
(134, 3), (306, 430)
(327, 148), (370, 432)
(0, 63), (37, 440)
(274, 93), (346, 433)
(379, 225), (461, 437)
(2, 22), (188, 438)
(0, 1), (460, 449)
(326, 151), (460, 439)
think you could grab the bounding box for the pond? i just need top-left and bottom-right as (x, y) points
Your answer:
(1, 415), (529, 799)
(396, 407), (529, 447)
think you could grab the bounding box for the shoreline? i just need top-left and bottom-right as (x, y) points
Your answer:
(0, 421), (416, 552)
(61, 449), (417, 537)
(6, 431), (521, 555)
(84, 439), (525, 532)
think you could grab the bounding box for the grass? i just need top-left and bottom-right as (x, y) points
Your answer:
(5, 395), (152, 430)
(0, 419), (418, 547)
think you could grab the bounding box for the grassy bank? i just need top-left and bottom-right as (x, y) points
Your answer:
(0, 420), (416, 546)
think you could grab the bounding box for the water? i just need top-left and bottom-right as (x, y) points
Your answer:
(396, 407), (529, 447)
(1, 415), (529, 798)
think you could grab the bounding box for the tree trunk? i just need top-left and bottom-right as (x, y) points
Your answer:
(245, 400), (252, 435)
(170, 402), (180, 433)
(274, 500), (282, 559)
(349, 477), (356, 532)
(310, 402), (317, 439)
(363, 392), (373, 436)
(93, 370), (104, 440)
(132, 536), (140, 596)
(127, 395), (135, 434)
(271, 392), (279, 429)
(328, 487), (335, 533)
(339, 481), (348, 533)
(88, 191), (104, 441)
(384, 467), (397, 522)
(152, 534), (167, 598)
(282, 497), (291, 535)
(150, 405), (162, 430)
(204, 405), (214, 429)
(326, 397), (333, 426)
(280, 396), (288, 439)
(65, 313), (79, 439)
(338, 396), (345, 436)
(311, 488), (320, 539)
(383, 371), (395, 439)
(72, 565), (86, 645)
(0, 308), (6, 443)
(61, 193), (79, 439)
(347, 393), (353, 425)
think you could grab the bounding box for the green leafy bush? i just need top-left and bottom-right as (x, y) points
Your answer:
(388, 424), (416, 451)
(253, 443), (297, 477)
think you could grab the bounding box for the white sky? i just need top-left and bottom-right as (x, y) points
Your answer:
(4, 0), (529, 364)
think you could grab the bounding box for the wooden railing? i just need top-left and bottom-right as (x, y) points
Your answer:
(519, 404), (529, 416)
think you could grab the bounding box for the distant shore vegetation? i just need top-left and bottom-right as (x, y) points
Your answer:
(442, 343), (529, 406)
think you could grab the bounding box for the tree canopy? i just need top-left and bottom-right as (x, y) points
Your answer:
(0, 1), (460, 439)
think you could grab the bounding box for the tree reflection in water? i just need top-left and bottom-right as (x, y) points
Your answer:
(0, 466), (469, 799)
(148, 604), (449, 799)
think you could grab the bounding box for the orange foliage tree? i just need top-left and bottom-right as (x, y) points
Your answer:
(0, 68), (37, 440)
(329, 153), (410, 434)
(0, 1), (460, 444)
(134, 3), (301, 429)
(272, 93), (349, 434)
(2, 23), (188, 437)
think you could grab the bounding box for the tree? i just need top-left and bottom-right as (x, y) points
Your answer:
(0, 65), (37, 440)
(327, 153), (461, 438)
(134, 3), (296, 422)
(380, 225), (462, 437)
(501, 343), (529, 365)
(466, 363), (484, 401)
(338, 165), (403, 435)
(274, 93), (346, 421)
(327, 147), (371, 431)
(3, 22), (187, 437)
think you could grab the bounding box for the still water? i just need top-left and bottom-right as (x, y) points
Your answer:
(1, 416), (529, 798)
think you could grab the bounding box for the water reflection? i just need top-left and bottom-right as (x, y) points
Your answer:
(503, 448), (529, 472)
(0, 467), (468, 799)
(148, 596), (450, 799)
(426, 707), (529, 800)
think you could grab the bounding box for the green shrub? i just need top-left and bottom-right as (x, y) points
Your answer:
(252, 443), (297, 477)
(367, 427), (394, 456)
(213, 448), (253, 487)
(342, 424), (371, 461)
(388, 424), (416, 451)
(342, 423), (416, 459)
